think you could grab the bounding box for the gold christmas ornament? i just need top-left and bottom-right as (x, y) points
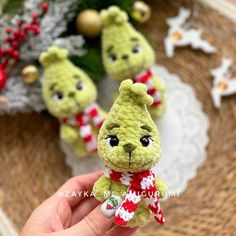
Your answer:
(131, 1), (151, 23)
(76, 9), (102, 37)
(22, 65), (39, 84)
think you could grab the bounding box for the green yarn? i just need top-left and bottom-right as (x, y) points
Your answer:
(40, 46), (105, 157)
(40, 46), (98, 118)
(101, 6), (166, 119)
(93, 80), (167, 227)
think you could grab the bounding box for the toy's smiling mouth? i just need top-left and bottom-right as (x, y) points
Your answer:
(73, 98), (80, 107)
(141, 159), (153, 167)
(124, 58), (147, 78)
(106, 153), (151, 170)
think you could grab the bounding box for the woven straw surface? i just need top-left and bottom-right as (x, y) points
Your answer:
(0, 0), (236, 235)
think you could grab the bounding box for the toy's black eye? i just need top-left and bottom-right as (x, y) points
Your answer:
(140, 135), (153, 147)
(76, 81), (84, 90)
(106, 135), (119, 147)
(132, 45), (141, 54)
(108, 54), (117, 63)
(53, 92), (63, 102)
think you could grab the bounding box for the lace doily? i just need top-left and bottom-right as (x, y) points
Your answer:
(62, 65), (209, 196)
(0, 209), (18, 236)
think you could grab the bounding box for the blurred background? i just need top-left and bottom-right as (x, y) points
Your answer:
(0, 0), (235, 235)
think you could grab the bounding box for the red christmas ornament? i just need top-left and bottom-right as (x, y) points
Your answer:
(0, 1), (48, 91)
(0, 65), (7, 90)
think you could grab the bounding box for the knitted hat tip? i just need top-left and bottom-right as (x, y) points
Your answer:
(101, 6), (128, 26)
(39, 46), (68, 67)
(119, 79), (153, 106)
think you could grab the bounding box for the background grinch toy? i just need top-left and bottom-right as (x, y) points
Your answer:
(101, 6), (166, 119)
(93, 80), (167, 227)
(40, 46), (106, 157)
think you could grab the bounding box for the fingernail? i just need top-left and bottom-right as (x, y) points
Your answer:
(100, 195), (122, 218)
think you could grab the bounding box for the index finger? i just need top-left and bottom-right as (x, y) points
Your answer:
(54, 171), (103, 208)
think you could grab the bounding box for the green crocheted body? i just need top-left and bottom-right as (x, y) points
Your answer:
(93, 80), (167, 227)
(40, 46), (105, 157)
(101, 6), (166, 119)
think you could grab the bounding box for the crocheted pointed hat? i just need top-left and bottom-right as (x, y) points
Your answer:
(107, 79), (153, 121)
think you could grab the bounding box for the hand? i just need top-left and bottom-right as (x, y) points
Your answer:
(21, 171), (137, 236)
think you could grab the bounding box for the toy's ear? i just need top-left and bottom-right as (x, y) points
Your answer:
(40, 46), (68, 67)
(119, 79), (153, 106)
(101, 6), (128, 26)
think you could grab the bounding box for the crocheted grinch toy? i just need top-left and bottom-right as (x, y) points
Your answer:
(93, 80), (167, 227)
(40, 46), (106, 157)
(101, 6), (166, 119)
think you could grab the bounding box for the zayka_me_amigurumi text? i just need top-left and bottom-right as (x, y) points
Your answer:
(40, 46), (106, 157)
(93, 79), (167, 227)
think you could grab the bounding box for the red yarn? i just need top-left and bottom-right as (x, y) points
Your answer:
(104, 167), (165, 226)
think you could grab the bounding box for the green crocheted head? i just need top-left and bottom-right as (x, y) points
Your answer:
(40, 46), (97, 118)
(101, 6), (155, 81)
(98, 79), (161, 173)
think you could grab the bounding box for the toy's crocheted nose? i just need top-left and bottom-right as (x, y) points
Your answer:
(121, 54), (129, 60)
(123, 143), (136, 152)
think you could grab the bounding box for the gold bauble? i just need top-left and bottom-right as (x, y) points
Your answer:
(76, 9), (102, 37)
(131, 1), (151, 23)
(22, 65), (39, 84)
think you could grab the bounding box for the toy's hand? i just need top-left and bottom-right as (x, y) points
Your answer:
(93, 175), (112, 201)
(21, 172), (136, 236)
(60, 124), (79, 143)
(155, 178), (168, 199)
(152, 75), (166, 92)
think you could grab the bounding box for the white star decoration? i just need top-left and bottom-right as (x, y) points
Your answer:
(164, 8), (216, 58)
(211, 58), (236, 108)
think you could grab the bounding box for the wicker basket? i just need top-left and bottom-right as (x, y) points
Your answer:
(0, 0), (235, 235)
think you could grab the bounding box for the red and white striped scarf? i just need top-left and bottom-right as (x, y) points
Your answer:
(104, 167), (165, 226)
(61, 103), (104, 153)
(133, 70), (162, 107)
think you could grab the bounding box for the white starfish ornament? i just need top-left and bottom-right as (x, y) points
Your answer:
(211, 58), (236, 108)
(164, 8), (217, 58)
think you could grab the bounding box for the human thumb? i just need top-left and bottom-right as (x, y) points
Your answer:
(59, 196), (122, 236)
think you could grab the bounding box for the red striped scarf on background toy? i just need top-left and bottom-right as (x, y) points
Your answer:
(133, 70), (162, 107)
(61, 103), (104, 153)
(103, 167), (165, 226)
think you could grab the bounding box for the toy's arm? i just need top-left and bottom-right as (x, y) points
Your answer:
(98, 108), (107, 120)
(151, 74), (166, 93)
(155, 178), (168, 199)
(93, 175), (112, 202)
(60, 124), (79, 143)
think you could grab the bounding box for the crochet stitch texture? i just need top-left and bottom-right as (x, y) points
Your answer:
(40, 46), (106, 157)
(101, 6), (166, 119)
(93, 80), (167, 227)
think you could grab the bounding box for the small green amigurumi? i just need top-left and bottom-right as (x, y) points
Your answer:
(93, 79), (167, 227)
(101, 6), (166, 119)
(40, 46), (106, 157)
